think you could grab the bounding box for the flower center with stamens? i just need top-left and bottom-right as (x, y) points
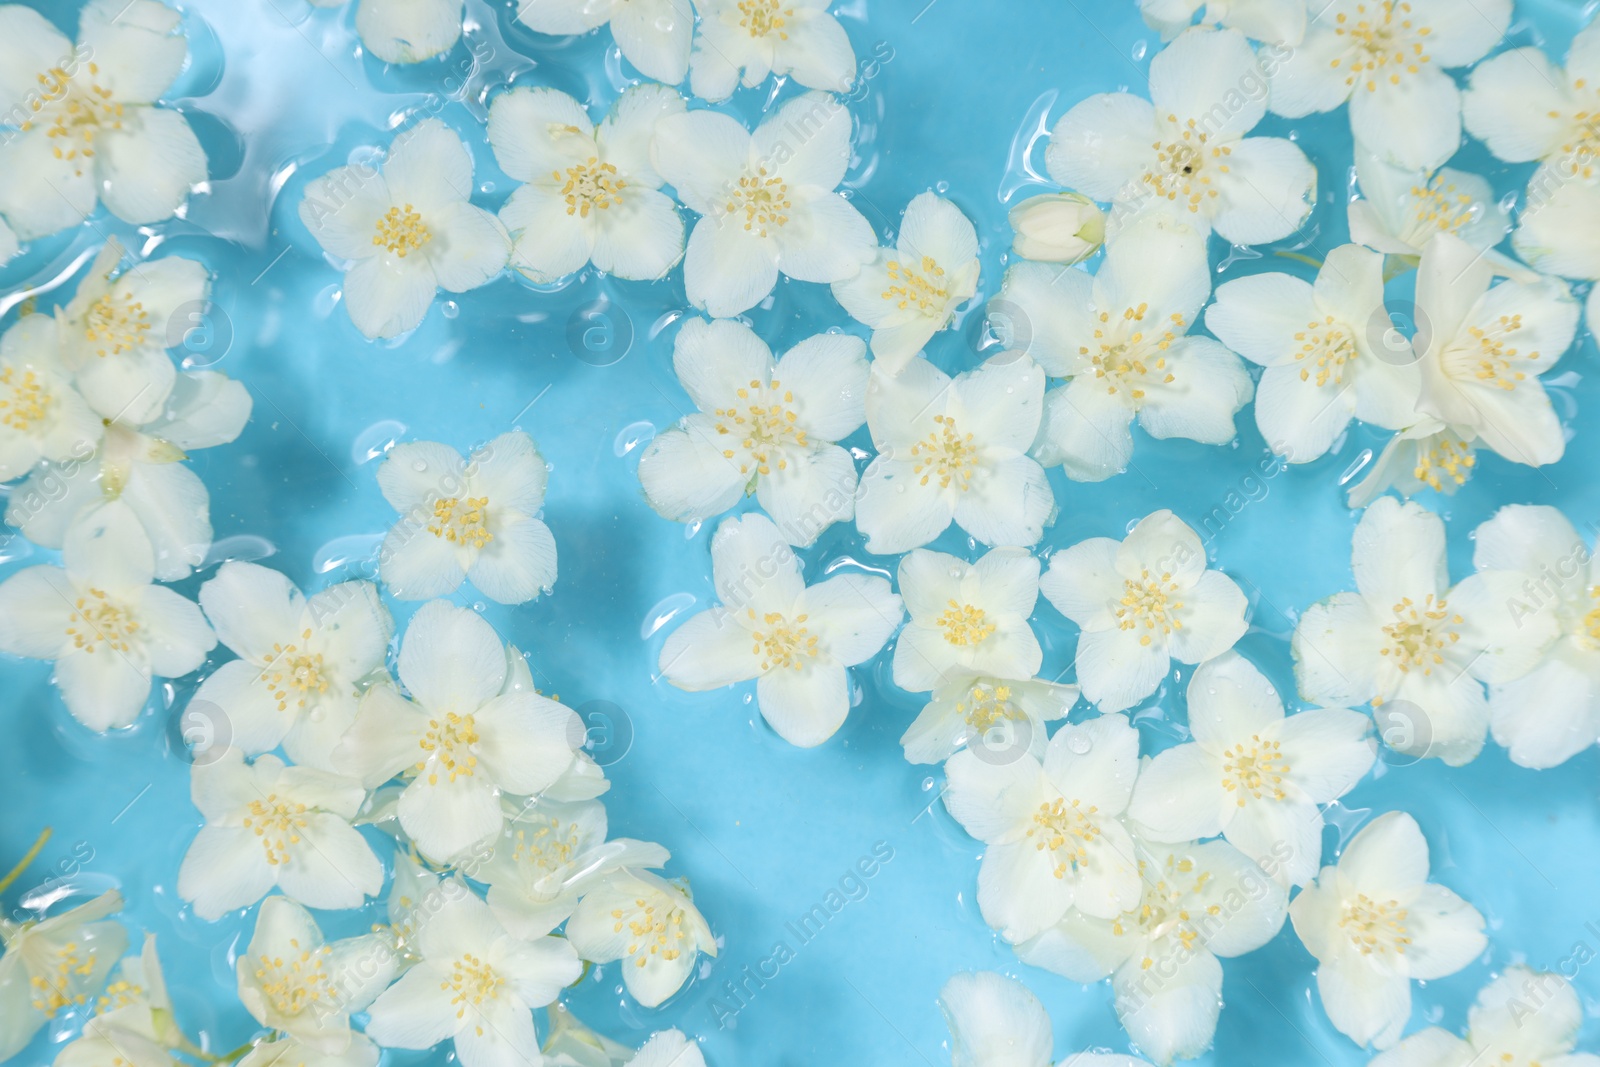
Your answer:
(417, 712), (480, 784)
(1116, 570), (1184, 647)
(242, 793), (311, 866)
(910, 414), (979, 491)
(260, 631), (331, 712)
(253, 940), (335, 1017)
(1408, 179), (1478, 236)
(555, 157), (625, 217)
(29, 941), (99, 1015)
(1080, 304), (1181, 403)
(748, 611), (818, 671)
(373, 204), (430, 257)
(956, 683), (1018, 733)
(429, 497), (494, 549)
(713, 377), (809, 478)
(726, 169), (791, 238)
(1551, 90), (1600, 180)
(1026, 797), (1101, 879)
(1111, 853), (1213, 966)
(1143, 117), (1231, 214)
(1293, 315), (1358, 387)
(1330, 1), (1432, 93)
(442, 953), (503, 1027)
(96, 978), (146, 1014)
(1461, 314), (1535, 392)
(22, 63), (125, 176)
(882, 256), (950, 313)
(1379, 594), (1461, 673)
(1412, 434), (1476, 492)
(1582, 587), (1600, 645)
(737, 0), (793, 37)
(512, 816), (582, 879)
(937, 600), (995, 646)
(1221, 736), (1291, 805)
(84, 292), (152, 357)
(612, 896), (691, 968)
(0, 366), (51, 432)
(65, 589), (139, 654)
(1339, 893), (1412, 956)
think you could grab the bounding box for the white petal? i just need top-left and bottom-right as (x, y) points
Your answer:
(1490, 642), (1600, 770)
(755, 662), (850, 747)
(710, 512), (803, 616)
(469, 514), (556, 604)
(1350, 69), (1462, 172)
(1126, 742), (1226, 841)
(1316, 950), (1412, 1050)
(56, 646), (153, 730)
(636, 419), (748, 526)
(1039, 536), (1122, 631)
(938, 971), (1052, 1067)
(774, 332), (870, 441)
(611, 0), (693, 84)
(682, 218), (780, 318)
(1112, 949), (1223, 1066)
(0, 128), (97, 240)
(97, 108), (206, 226)
(658, 607), (761, 689)
(798, 573), (901, 666)
(1353, 496), (1447, 606)
(1208, 136), (1316, 245)
(356, 0), (463, 64)
(1340, 810), (1429, 893)
(1046, 93), (1157, 201)
(1462, 48), (1573, 164)
(1149, 26), (1267, 137)
(651, 110), (750, 214)
(425, 202), (509, 292)
(1034, 379), (1135, 483)
(485, 87), (594, 183)
(342, 254), (436, 340)
(772, 189), (876, 284)
(397, 600), (508, 713)
(384, 119), (475, 215)
(591, 188), (684, 280)
(1075, 627), (1167, 712)
(177, 826), (277, 919)
(1137, 336), (1254, 446)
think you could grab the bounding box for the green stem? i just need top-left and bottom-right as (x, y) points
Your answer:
(0, 827), (51, 895)
(195, 1041), (258, 1065)
(1273, 250), (1325, 269)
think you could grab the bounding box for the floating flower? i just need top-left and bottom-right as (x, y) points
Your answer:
(1266, 0), (1511, 171)
(1127, 652), (1375, 888)
(1461, 506), (1600, 770)
(0, 504), (213, 730)
(364, 883), (581, 1067)
(54, 935), (182, 1067)
(376, 431), (557, 604)
(1369, 966), (1595, 1067)
(192, 563), (391, 769)
(488, 85), (685, 284)
(309, 0), (463, 64)
(891, 546), (1042, 693)
(0, 889), (126, 1062)
(4, 368), (251, 581)
(1346, 151), (1518, 272)
(1462, 20), (1600, 177)
(1018, 837), (1287, 1066)
(1512, 175), (1600, 330)
(0, 0), (206, 240)
(478, 798), (671, 939)
(1289, 811), (1486, 1050)
(515, 0), (696, 85)
(854, 353), (1051, 554)
(636, 318), (868, 547)
(1007, 192), (1105, 265)
(658, 512), (902, 746)
(1137, 0), (1306, 45)
(236, 897), (397, 1054)
(0, 313), (101, 483)
(1000, 215), (1252, 482)
(335, 600), (580, 862)
(1344, 417), (1480, 508)
(651, 92), (875, 317)
(1049, 28), (1316, 244)
(945, 714), (1143, 940)
(565, 869), (716, 1007)
(177, 749), (383, 920)
(1205, 243), (1419, 463)
(938, 971), (1052, 1067)
(900, 673), (1077, 765)
(1040, 510), (1248, 713)
(831, 192), (980, 373)
(299, 118), (509, 340)
(689, 0), (856, 102)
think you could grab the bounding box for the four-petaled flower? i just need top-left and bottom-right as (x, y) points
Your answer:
(565, 868), (717, 1007)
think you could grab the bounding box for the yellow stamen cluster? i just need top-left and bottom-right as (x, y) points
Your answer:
(29, 941), (98, 1015)
(555, 157), (625, 217)
(512, 815), (582, 875)
(1221, 736), (1290, 806)
(726, 169), (791, 237)
(1143, 117), (1230, 213)
(937, 600), (996, 646)
(65, 589), (139, 654)
(1116, 570), (1184, 647)
(1080, 305), (1180, 402)
(1464, 313), (1535, 392)
(1549, 87), (1600, 180)
(1583, 586), (1600, 644)
(429, 496), (494, 549)
(612, 896), (690, 968)
(714, 378), (809, 477)
(1027, 797), (1101, 879)
(243, 794), (311, 866)
(1329, 1), (1432, 93)
(882, 255), (950, 313)
(253, 940), (335, 1017)
(1408, 179), (1477, 236)
(748, 610), (819, 671)
(1380, 594), (1461, 674)
(1412, 435), (1475, 492)
(1112, 853), (1214, 967)
(417, 712), (480, 785)
(910, 414), (978, 491)
(260, 630), (330, 712)
(24, 63), (124, 175)
(737, 0), (793, 38)
(0, 366), (51, 432)
(1293, 315), (1357, 387)
(373, 204), (430, 257)
(96, 978), (145, 1014)
(84, 292), (152, 358)
(1339, 893), (1412, 956)
(956, 683), (1018, 733)
(442, 953), (503, 1031)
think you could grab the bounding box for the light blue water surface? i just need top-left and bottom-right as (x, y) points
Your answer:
(3, 0), (1600, 1064)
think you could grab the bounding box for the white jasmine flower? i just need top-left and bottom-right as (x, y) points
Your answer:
(1138, 0), (1306, 46)
(1007, 192), (1105, 265)
(376, 431), (557, 604)
(900, 673), (1077, 765)
(831, 192), (980, 373)
(0, 504), (213, 730)
(636, 318), (868, 547)
(54, 935), (181, 1067)
(1512, 175), (1600, 330)
(1460, 506), (1600, 770)
(623, 1031), (706, 1067)
(236, 897), (396, 1054)
(488, 85), (686, 284)
(1018, 838), (1287, 1066)
(236, 1035), (380, 1067)
(1412, 233), (1579, 471)
(1205, 243), (1419, 463)
(1127, 652), (1376, 888)
(1463, 21), (1600, 176)
(1049, 28), (1316, 245)
(1266, 0), (1511, 171)
(565, 869), (716, 1007)
(854, 353), (1051, 554)
(1000, 215), (1253, 482)
(177, 749), (383, 920)
(364, 884), (579, 1067)
(0, 0), (206, 240)
(658, 512), (902, 746)
(945, 714), (1143, 940)
(192, 563), (393, 770)
(515, 0), (695, 85)
(542, 1003), (633, 1067)
(0, 889), (126, 1062)
(1346, 151), (1516, 271)
(4, 368), (252, 581)
(0, 313), (101, 483)
(1040, 510), (1248, 713)
(1290, 811), (1486, 1050)
(652, 92), (876, 317)
(310, 0), (462, 65)
(335, 600), (580, 862)
(891, 546), (1042, 693)
(1369, 966), (1598, 1067)
(938, 971), (1052, 1067)
(0, 219), (16, 265)
(1345, 417), (1480, 508)
(300, 118), (509, 340)
(690, 0), (855, 102)
(478, 798), (670, 939)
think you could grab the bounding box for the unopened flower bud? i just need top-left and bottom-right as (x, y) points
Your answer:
(1007, 193), (1105, 264)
